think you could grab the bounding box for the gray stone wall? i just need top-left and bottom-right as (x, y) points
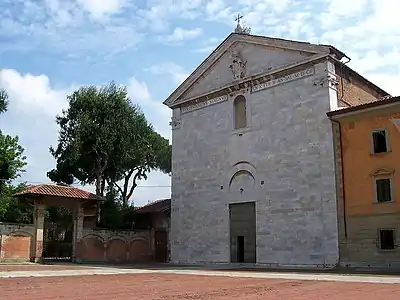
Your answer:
(170, 61), (339, 268)
(82, 228), (150, 241)
(0, 222), (34, 236)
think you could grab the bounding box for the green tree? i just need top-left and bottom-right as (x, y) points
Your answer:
(0, 88), (27, 186)
(0, 88), (8, 114)
(106, 120), (171, 206)
(0, 88), (29, 223)
(48, 81), (171, 205)
(97, 185), (137, 230)
(0, 135), (27, 184)
(48, 82), (136, 195)
(0, 183), (32, 224)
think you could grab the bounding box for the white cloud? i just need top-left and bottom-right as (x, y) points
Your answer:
(137, 0), (203, 32)
(318, 0), (400, 96)
(0, 68), (70, 191)
(146, 63), (189, 85)
(206, 0), (226, 15)
(0, 69), (69, 117)
(0, 0), (143, 59)
(76, 0), (126, 19)
(127, 77), (172, 140)
(320, 0), (369, 29)
(193, 37), (222, 53)
(158, 27), (203, 45)
(365, 73), (400, 96)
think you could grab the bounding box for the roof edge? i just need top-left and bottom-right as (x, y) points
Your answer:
(12, 184), (105, 201)
(341, 63), (390, 98)
(163, 33), (348, 108)
(327, 96), (400, 119)
(163, 33), (234, 106)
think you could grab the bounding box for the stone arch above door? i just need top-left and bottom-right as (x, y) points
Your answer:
(225, 161), (258, 194)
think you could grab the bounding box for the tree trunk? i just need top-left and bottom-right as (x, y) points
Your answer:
(95, 175), (103, 196)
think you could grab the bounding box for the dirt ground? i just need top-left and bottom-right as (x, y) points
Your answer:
(0, 264), (93, 272)
(0, 273), (399, 300)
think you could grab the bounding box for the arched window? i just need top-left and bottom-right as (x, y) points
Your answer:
(234, 95), (247, 129)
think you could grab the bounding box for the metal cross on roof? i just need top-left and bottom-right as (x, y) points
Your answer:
(235, 13), (243, 25)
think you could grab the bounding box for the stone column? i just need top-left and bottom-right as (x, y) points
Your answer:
(31, 201), (46, 263)
(0, 235), (5, 262)
(72, 202), (84, 263)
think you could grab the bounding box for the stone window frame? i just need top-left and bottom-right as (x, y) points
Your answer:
(371, 128), (390, 155)
(230, 89), (252, 134)
(372, 171), (395, 204)
(377, 228), (397, 252)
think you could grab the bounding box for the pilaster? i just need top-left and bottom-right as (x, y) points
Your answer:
(0, 235), (5, 261)
(72, 202), (84, 262)
(31, 202), (46, 262)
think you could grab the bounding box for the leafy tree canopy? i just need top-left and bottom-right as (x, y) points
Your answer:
(48, 81), (171, 206)
(0, 88), (27, 186)
(0, 88), (8, 114)
(0, 183), (32, 224)
(0, 88), (29, 223)
(0, 135), (27, 184)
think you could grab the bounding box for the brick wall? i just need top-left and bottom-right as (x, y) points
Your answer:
(336, 66), (386, 107)
(76, 228), (152, 264)
(0, 223), (35, 262)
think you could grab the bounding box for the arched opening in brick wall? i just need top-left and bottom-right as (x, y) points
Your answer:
(106, 238), (128, 263)
(129, 238), (151, 263)
(76, 235), (105, 262)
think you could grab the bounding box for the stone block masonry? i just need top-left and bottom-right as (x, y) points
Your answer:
(170, 61), (339, 268)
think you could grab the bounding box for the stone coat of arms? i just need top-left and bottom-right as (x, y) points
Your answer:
(229, 51), (247, 80)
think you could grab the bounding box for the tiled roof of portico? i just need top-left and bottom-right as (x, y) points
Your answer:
(13, 184), (105, 201)
(135, 198), (171, 214)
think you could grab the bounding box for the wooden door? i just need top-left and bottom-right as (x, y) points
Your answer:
(154, 230), (168, 263)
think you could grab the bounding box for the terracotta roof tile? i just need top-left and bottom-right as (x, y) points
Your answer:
(135, 198), (171, 214)
(13, 184), (105, 201)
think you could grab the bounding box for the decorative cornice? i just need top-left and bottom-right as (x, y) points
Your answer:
(252, 68), (314, 92)
(371, 168), (395, 177)
(180, 62), (318, 114)
(181, 95), (228, 114)
(172, 53), (329, 109)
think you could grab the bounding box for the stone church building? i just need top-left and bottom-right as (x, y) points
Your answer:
(163, 26), (389, 268)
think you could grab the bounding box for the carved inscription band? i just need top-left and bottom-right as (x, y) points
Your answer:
(181, 95), (228, 114)
(181, 67), (315, 114)
(252, 68), (315, 92)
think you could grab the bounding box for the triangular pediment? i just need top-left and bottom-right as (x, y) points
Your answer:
(371, 168), (395, 177)
(391, 118), (400, 131)
(164, 33), (343, 107)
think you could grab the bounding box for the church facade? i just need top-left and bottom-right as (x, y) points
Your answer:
(164, 31), (388, 268)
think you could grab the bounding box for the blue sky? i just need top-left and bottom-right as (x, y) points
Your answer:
(0, 0), (399, 206)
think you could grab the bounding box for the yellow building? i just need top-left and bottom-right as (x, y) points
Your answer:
(328, 96), (400, 268)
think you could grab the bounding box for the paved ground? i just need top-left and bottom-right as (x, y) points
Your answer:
(0, 264), (93, 272)
(0, 264), (399, 299)
(1, 273), (400, 300)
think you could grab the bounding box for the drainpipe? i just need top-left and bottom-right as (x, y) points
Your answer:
(331, 118), (348, 239)
(338, 56), (351, 106)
